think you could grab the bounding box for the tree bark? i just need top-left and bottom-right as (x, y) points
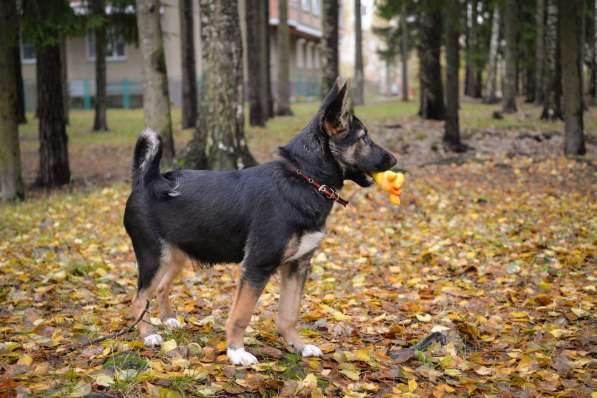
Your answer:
(588, 0), (596, 105)
(136, 0), (175, 165)
(417, 1), (445, 120)
(534, 0), (545, 105)
(93, 0), (108, 131)
(36, 44), (70, 187)
(464, 0), (480, 98)
(179, 0), (198, 129)
(483, 6), (500, 103)
(321, 0), (339, 97)
(353, 0), (364, 106)
(276, 0), (292, 115)
(444, 0), (464, 152)
(592, 0), (597, 105)
(186, 0), (256, 170)
(15, 31), (26, 124)
(246, 0), (267, 126)
(502, 0), (517, 113)
(559, 0), (586, 156)
(541, 0), (562, 120)
(60, 36), (69, 125)
(400, 1), (408, 102)
(0, 0), (24, 201)
(263, 1), (274, 118)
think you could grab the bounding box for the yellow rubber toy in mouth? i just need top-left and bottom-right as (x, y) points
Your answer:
(371, 170), (405, 206)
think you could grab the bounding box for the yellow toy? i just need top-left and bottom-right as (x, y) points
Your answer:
(372, 171), (405, 205)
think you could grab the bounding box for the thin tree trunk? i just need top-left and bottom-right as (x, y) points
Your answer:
(0, 0), (24, 201)
(263, 1), (274, 117)
(593, 0), (597, 105)
(559, 0), (586, 155)
(246, 0), (267, 126)
(179, 0), (198, 129)
(36, 45), (70, 187)
(588, 0), (596, 105)
(465, 0), (480, 97)
(502, 0), (517, 113)
(276, 0), (292, 115)
(483, 6), (500, 103)
(400, 1), (408, 102)
(321, 0), (339, 97)
(353, 0), (364, 106)
(187, 0), (256, 170)
(417, 0), (445, 120)
(535, 0), (545, 104)
(93, 0), (108, 131)
(444, 0), (465, 152)
(15, 31), (26, 124)
(136, 0), (175, 165)
(541, 0), (562, 120)
(60, 36), (69, 125)
(464, 0), (472, 96)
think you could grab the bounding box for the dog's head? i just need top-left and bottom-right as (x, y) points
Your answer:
(318, 78), (397, 187)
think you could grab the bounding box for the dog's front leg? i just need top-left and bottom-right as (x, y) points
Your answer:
(226, 276), (268, 365)
(277, 259), (322, 358)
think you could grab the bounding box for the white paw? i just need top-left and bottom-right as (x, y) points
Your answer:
(164, 318), (182, 329)
(144, 333), (163, 347)
(227, 347), (258, 366)
(301, 344), (322, 357)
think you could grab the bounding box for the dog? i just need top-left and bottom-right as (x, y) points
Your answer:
(123, 78), (397, 365)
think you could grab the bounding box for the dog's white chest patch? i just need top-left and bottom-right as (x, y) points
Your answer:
(289, 231), (324, 261)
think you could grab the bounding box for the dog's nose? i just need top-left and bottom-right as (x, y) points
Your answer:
(384, 152), (397, 169)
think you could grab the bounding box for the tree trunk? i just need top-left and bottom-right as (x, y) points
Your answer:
(483, 6), (500, 103)
(60, 36), (69, 125)
(559, 0), (586, 156)
(444, 0), (465, 152)
(263, 1), (274, 118)
(417, 1), (445, 120)
(36, 45), (70, 187)
(321, 0), (339, 97)
(353, 0), (364, 106)
(179, 0), (198, 129)
(187, 0), (256, 170)
(0, 0), (24, 201)
(276, 0), (292, 115)
(535, 0), (545, 104)
(541, 0), (562, 120)
(502, 0), (517, 113)
(465, 0), (480, 98)
(93, 0), (108, 131)
(246, 0), (267, 126)
(592, 0), (597, 105)
(400, 1), (408, 102)
(15, 31), (26, 124)
(135, 0), (175, 165)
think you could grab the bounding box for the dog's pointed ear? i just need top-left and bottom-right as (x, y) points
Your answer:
(320, 77), (351, 137)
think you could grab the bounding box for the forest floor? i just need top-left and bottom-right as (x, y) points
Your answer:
(1, 98), (596, 397)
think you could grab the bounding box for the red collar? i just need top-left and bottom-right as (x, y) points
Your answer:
(295, 169), (348, 207)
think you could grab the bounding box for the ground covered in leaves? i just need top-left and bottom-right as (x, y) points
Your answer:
(1, 150), (595, 397)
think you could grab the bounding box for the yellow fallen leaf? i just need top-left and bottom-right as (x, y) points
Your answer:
(416, 313), (432, 322)
(511, 311), (528, 318)
(93, 373), (114, 387)
(475, 366), (493, 376)
(17, 354), (33, 367)
(161, 339), (177, 353)
(408, 379), (418, 392)
(340, 368), (360, 381)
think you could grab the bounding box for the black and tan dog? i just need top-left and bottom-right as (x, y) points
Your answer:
(123, 78), (397, 365)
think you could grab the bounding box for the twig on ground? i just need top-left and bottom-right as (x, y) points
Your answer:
(389, 331), (447, 364)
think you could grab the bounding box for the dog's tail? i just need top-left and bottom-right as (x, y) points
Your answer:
(132, 128), (162, 187)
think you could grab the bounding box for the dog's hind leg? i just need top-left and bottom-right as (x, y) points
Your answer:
(277, 258), (322, 358)
(156, 243), (186, 329)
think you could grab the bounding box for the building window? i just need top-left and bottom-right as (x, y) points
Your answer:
(296, 40), (304, 68)
(312, 0), (320, 16)
(21, 41), (36, 64)
(301, 0), (310, 12)
(87, 30), (126, 61)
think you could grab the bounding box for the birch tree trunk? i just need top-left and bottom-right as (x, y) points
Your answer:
(93, 0), (108, 131)
(186, 0), (256, 170)
(321, 0), (339, 97)
(276, 0), (292, 115)
(136, 0), (175, 165)
(400, 1), (408, 102)
(559, 0), (586, 155)
(502, 0), (517, 113)
(0, 0), (24, 201)
(353, 0), (364, 106)
(541, 0), (562, 120)
(444, 0), (465, 152)
(417, 0), (445, 120)
(483, 6), (500, 103)
(535, 0), (545, 105)
(179, 0), (198, 129)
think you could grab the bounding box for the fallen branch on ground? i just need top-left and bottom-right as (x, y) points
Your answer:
(389, 331), (447, 364)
